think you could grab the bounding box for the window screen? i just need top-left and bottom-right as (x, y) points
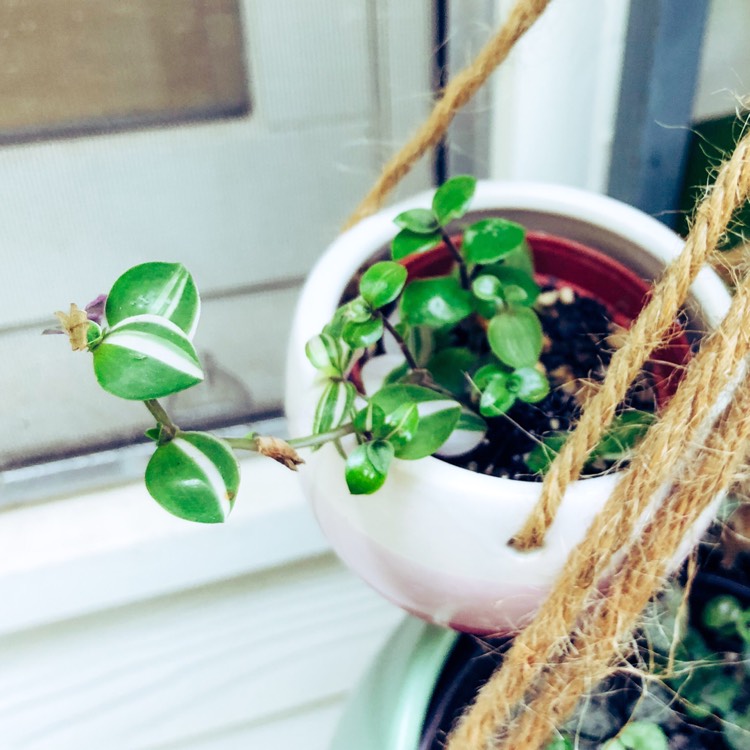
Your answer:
(0, 0), (248, 142)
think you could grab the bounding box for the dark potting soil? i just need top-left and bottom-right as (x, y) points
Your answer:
(442, 285), (658, 481)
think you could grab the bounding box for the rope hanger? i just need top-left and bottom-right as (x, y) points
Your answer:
(341, 0), (750, 747)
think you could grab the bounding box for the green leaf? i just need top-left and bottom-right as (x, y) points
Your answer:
(391, 229), (442, 260)
(145, 432), (240, 523)
(463, 218), (526, 265)
(432, 175), (476, 225)
(86, 321), (103, 347)
(502, 240), (535, 276)
(379, 403), (420, 452)
(487, 307), (543, 368)
(526, 411), (655, 475)
(93, 315), (203, 400)
(342, 316), (384, 349)
(471, 363), (509, 392)
(509, 366), (550, 403)
(702, 595), (743, 633)
(144, 427), (161, 442)
(393, 323), (436, 367)
(106, 262), (200, 337)
(525, 433), (568, 475)
(481, 266), (540, 307)
(503, 285), (529, 304)
(400, 276), (473, 328)
(384, 359), (410, 385)
(343, 296), (374, 323)
(313, 380), (357, 435)
(479, 373), (517, 417)
(427, 346), (478, 397)
(305, 332), (349, 376)
(353, 402), (387, 436)
(544, 738), (573, 750)
(360, 261), (408, 309)
(456, 410), (487, 433)
(592, 411), (655, 460)
(471, 274), (503, 302)
(393, 208), (440, 234)
(370, 383), (461, 459)
(345, 440), (395, 494)
(604, 722), (668, 750)
(353, 400), (419, 453)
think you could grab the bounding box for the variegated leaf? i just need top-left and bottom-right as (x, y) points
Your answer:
(145, 432), (240, 523)
(93, 315), (203, 400)
(106, 262), (200, 337)
(312, 380), (357, 435)
(305, 332), (350, 376)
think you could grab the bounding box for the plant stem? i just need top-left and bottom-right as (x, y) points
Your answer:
(440, 228), (469, 289)
(378, 312), (419, 370)
(226, 423), (356, 453)
(144, 399), (179, 439)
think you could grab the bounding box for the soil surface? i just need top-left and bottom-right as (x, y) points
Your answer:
(442, 284), (658, 481)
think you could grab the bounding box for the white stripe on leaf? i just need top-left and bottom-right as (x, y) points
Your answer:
(173, 438), (232, 520)
(105, 330), (203, 380)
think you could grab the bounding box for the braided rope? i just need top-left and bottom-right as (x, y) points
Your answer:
(447, 271), (750, 750)
(502, 371), (750, 748)
(512, 130), (750, 550)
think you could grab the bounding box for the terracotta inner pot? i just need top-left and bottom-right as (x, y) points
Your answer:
(399, 230), (691, 407)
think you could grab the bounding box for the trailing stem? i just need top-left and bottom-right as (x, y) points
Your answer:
(378, 312), (419, 370)
(144, 399), (179, 439)
(440, 228), (469, 289)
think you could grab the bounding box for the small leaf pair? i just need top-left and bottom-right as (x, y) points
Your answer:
(92, 263), (204, 401)
(472, 363), (549, 417)
(311, 261), (408, 354)
(345, 384), (463, 494)
(391, 175), (476, 260)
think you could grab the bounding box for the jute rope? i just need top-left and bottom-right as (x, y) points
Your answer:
(446, 268), (750, 750)
(342, 0), (552, 230)
(501, 373), (750, 749)
(511, 129), (750, 549)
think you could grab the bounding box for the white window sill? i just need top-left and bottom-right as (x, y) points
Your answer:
(0, 455), (329, 637)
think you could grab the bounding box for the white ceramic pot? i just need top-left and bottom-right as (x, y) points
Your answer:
(285, 181), (731, 634)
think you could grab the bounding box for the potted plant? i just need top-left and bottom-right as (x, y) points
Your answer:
(329, 569), (750, 750)
(284, 177), (731, 633)
(51, 177), (731, 634)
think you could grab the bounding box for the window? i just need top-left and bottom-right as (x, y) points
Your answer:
(0, 0), (435, 500)
(0, 1), (249, 142)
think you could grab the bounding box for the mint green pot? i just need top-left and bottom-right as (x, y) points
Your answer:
(331, 618), (458, 750)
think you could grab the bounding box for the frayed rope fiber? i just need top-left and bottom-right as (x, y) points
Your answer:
(500, 372), (750, 749)
(512, 128), (750, 550)
(446, 257), (750, 750)
(343, 0), (553, 230)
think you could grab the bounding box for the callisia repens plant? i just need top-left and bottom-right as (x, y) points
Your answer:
(51, 176), (647, 522)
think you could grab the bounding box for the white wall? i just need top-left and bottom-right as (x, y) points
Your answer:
(489, 0), (630, 193)
(693, 0), (750, 121)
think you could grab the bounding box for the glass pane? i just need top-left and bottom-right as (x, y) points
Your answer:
(0, 0), (248, 142)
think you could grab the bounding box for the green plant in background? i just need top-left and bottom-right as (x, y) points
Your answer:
(52, 175), (649, 522)
(660, 589), (750, 749)
(542, 581), (750, 750)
